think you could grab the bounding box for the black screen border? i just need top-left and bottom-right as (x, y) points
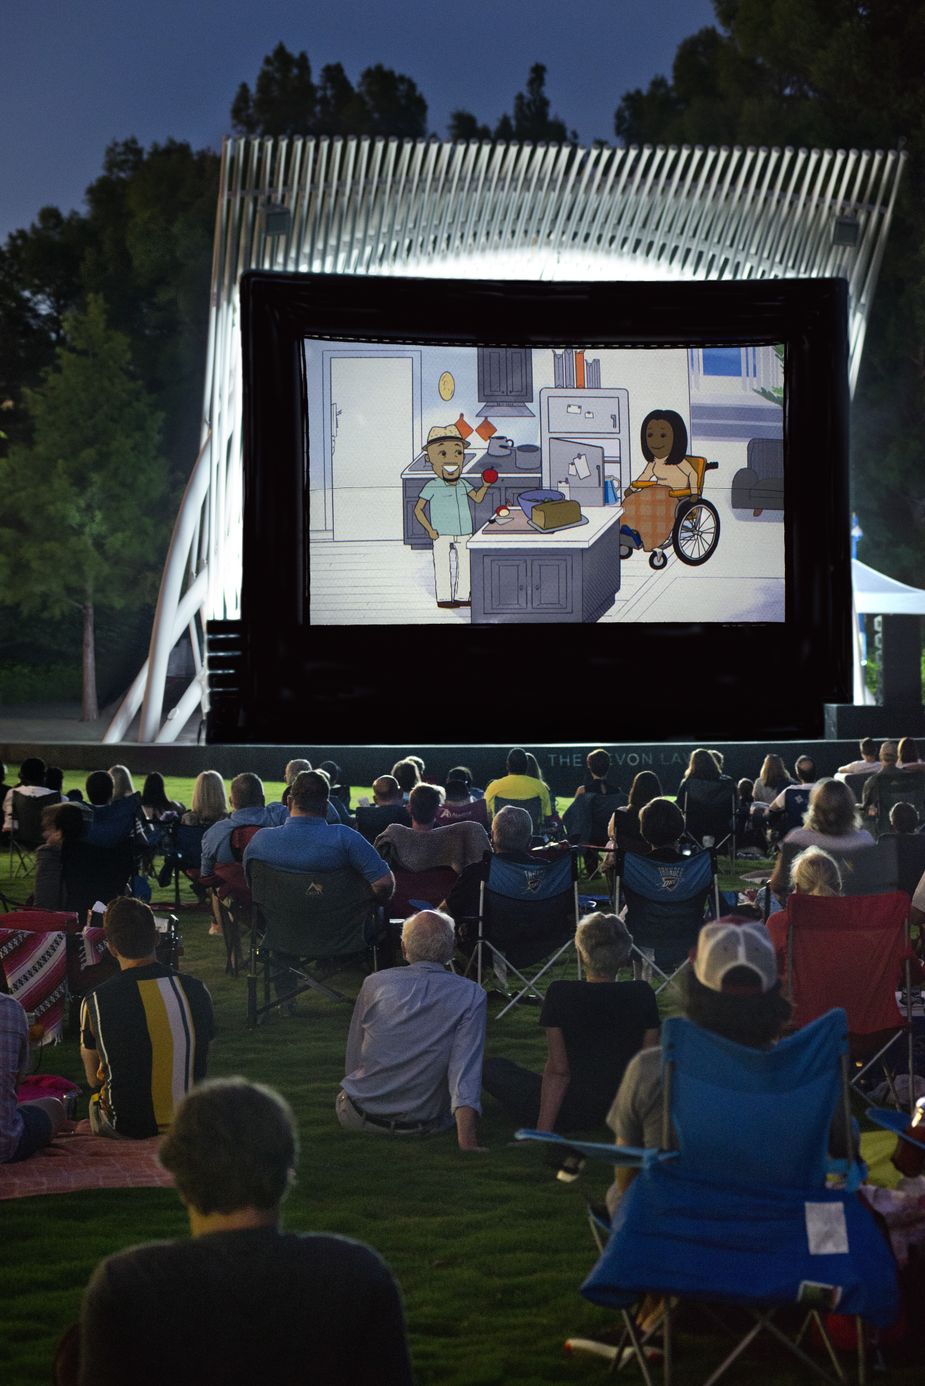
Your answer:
(236, 271), (850, 745)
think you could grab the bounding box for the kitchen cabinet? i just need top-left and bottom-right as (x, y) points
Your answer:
(477, 348), (534, 413)
(469, 507), (623, 624)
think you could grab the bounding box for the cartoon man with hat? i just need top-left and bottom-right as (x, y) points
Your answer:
(413, 424), (494, 608)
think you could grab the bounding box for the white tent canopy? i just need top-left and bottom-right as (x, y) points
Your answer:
(853, 559), (925, 615)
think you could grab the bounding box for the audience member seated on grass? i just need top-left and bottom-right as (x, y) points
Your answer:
(889, 801), (920, 834)
(83, 770), (149, 850)
(605, 770), (663, 862)
(765, 847), (843, 966)
(605, 920), (794, 1215)
(140, 772), (186, 824)
(79, 897), (213, 1140)
(355, 776), (411, 841)
(484, 747), (553, 825)
(442, 803), (534, 928)
(199, 773), (287, 877)
(572, 747), (623, 801)
(390, 757), (422, 801)
(243, 771), (393, 901)
(59, 1078), (413, 1386)
(482, 913), (659, 1134)
(767, 778), (875, 899)
(0, 761), (10, 817)
(749, 752), (792, 831)
(318, 759), (352, 822)
(766, 753), (819, 830)
(860, 739), (914, 825)
(181, 770), (229, 828)
(1, 992), (67, 1164)
(675, 747), (737, 827)
(108, 764), (136, 799)
(435, 766), (490, 830)
(898, 737), (925, 771)
(2, 755), (58, 833)
(636, 797), (692, 864)
(374, 783), (490, 876)
(837, 735), (881, 777)
(33, 803), (87, 909)
(337, 910), (487, 1150)
(45, 766), (66, 797)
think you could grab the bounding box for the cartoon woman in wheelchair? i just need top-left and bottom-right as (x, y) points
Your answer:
(620, 409), (720, 570)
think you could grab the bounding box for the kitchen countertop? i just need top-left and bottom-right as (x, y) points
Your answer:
(469, 505), (624, 550)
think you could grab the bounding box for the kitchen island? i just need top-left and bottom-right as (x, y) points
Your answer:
(468, 506), (623, 623)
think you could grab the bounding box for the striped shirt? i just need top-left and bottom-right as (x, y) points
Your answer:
(80, 963), (213, 1139)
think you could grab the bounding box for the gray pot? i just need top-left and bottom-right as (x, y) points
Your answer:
(515, 443), (540, 471)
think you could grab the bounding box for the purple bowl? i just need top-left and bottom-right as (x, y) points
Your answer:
(517, 489), (564, 522)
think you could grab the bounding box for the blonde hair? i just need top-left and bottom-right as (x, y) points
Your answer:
(790, 846), (842, 897)
(108, 764), (135, 799)
(191, 770), (228, 822)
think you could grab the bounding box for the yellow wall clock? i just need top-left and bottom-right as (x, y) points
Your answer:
(438, 371), (455, 401)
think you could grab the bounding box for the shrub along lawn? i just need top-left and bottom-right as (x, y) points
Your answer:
(0, 775), (915, 1384)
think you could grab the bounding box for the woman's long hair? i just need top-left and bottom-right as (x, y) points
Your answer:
(803, 778), (861, 836)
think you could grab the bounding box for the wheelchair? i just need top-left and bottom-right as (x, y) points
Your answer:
(619, 455), (720, 571)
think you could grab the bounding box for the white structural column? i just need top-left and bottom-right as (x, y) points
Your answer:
(103, 137), (906, 743)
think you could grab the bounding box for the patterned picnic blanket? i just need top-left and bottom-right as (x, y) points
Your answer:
(621, 485), (679, 552)
(0, 928), (67, 1043)
(0, 1123), (174, 1200)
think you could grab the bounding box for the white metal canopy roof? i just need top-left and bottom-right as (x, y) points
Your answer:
(103, 136), (907, 742)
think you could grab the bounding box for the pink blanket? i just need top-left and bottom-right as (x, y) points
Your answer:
(0, 927), (67, 1043)
(0, 1122), (174, 1200)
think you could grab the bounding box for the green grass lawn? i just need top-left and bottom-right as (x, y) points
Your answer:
(0, 776), (916, 1384)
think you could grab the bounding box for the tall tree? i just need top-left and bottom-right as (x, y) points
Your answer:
(231, 44), (428, 141)
(0, 296), (170, 719)
(231, 42), (317, 137)
(450, 63), (576, 145)
(612, 0), (925, 585)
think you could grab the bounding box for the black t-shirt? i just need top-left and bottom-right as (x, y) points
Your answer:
(78, 1226), (413, 1386)
(539, 979), (660, 1118)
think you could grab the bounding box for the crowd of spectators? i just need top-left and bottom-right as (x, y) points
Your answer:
(2, 735), (924, 1379)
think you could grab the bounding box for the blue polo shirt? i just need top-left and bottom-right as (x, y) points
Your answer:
(242, 816), (390, 883)
(419, 477), (475, 536)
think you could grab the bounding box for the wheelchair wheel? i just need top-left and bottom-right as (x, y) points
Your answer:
(648, 549), (668, 570)
(672, 499), (720, 566)
(619, 542), (634, 560)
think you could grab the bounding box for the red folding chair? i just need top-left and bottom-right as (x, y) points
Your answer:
(205, 825), (261, 976)
(769, 891), (920, 1108)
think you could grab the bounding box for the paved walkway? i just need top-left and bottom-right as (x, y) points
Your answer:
(0, 702), (198, 747)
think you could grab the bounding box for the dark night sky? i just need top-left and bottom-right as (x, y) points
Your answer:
(1, 0), (716, 242)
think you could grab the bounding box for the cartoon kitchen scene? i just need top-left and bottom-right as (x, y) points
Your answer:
(306, 340), (784, 626)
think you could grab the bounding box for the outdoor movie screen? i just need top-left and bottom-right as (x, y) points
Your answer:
(305, 340), (785, 628)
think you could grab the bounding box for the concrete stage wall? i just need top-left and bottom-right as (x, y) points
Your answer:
(0, 739), (908, 798)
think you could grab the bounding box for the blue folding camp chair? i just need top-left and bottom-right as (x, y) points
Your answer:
(613, 849), (719, 994)
(466, 850), (580, 1019)
(520, 1009), (897, 1385)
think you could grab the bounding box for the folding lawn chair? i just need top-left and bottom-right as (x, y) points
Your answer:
(206, 824), (260, 977)
(519, 1009), (899, 1386)
(769, 891), (918, 1110)
(246, 860), (385, 1025)
(678, 779), (737, 864)
(6, 790), (58, 878)
(612, 848), (719, 994)
(465, 849), (579, 1019)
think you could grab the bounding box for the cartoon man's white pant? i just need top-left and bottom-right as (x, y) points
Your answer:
(432, 533), (470, 603)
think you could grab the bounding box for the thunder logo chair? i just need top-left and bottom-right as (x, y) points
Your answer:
(612, 848), (719, 994)
(464, 850), (580, 1019)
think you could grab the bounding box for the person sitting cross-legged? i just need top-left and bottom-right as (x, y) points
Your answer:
(57, 1078), (413, 1386)
(481, 913), (659, 1134)
(80, 897), (214, 1139)
(336, 910), (487, 1150)
(1, 992), (67, 1164)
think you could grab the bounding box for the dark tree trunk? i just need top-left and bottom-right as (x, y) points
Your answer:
(81, 601), (99, 721)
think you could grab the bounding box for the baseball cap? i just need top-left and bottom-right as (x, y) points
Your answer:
(692, 920), (778, 996)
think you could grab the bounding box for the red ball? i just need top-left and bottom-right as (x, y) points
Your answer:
(482, 467), (499, 484)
